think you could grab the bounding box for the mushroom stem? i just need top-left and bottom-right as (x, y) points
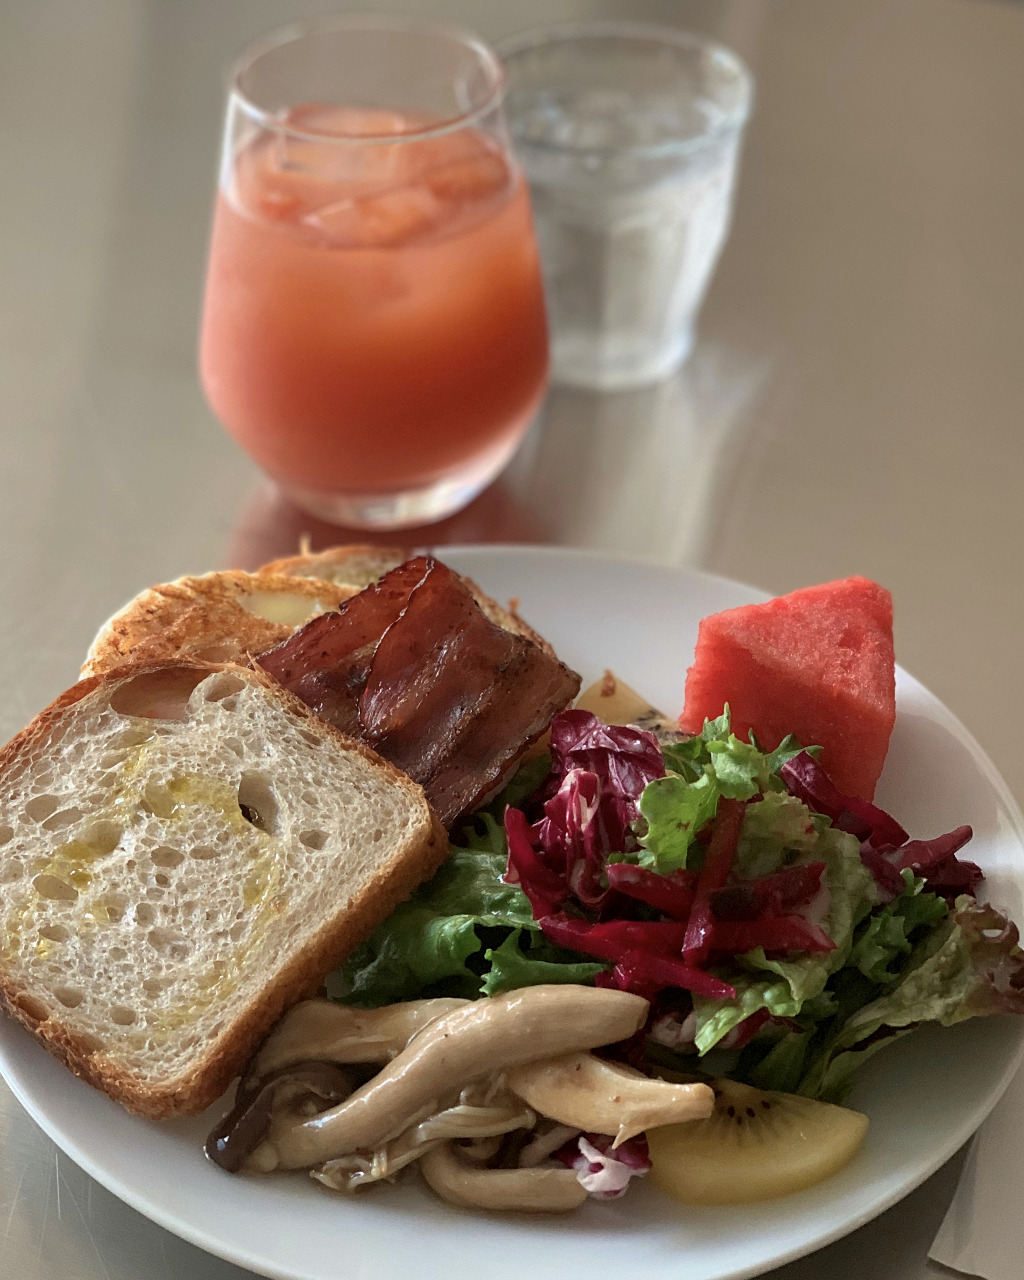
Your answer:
(420, 1142), (588, 1213)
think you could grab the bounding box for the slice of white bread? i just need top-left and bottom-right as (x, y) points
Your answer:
(0, 661), (446, 1117)
(82, 572), (359, 679)
(260, 544), (555, 657)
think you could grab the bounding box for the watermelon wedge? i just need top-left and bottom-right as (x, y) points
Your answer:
(680, 577), (895, 800)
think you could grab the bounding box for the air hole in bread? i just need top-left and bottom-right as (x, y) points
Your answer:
(237, 772), (280, 835)
(201, 672), (247, 702)
(0, 823), (13, 846)
(109, 667), (209, 721)
(371, 828), (383, 843)
(16, 994), (49, 1022)
(298, 729), (320, 749)
(33, 873), (78, 902)
(147, 927), (189, 961)
(135, 903), (157, 927)
(142, 976), (165, 997)
(81, 820), (123, 857)
(154, 873), (171, 888)
(53, 985), (84, 1009)
(299, 829), (328, 851)
(301, 790), (318, 807)
(97, 894), (128, 923)
(42, 807), (85, 832)
(111, 1006), (136, 1026)
(229, 920), (247, 941)
(24, 793), (60, 823)
(0, 859), (23, 884)
(109, 946), (127, 962)
(78, 1032), (104, 1054)
(150, 846), (183, 868)
(113, 726), (155, 749)
(189, 845), (220, 861)
(225, 737), (245, 758)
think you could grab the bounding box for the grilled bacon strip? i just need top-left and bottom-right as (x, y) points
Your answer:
(256, 558), (580, 826)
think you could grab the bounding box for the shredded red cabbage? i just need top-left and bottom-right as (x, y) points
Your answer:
(710, 862), (826, 921)
(595, 949), (737, 1001)
(780, 751), (908, 847)
(606, 862), (695, 919)
(781, 751), (980, 900)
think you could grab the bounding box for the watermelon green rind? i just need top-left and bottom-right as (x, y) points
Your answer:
(679, 577), (895, 801)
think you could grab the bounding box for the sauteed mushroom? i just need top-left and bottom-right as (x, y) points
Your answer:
(313, 1079), (535, 1193)
(249, 986), (648, 1171)
(205, 1062), (355, 1174)
(506, 1052), (715, 1146)
(419, 1142), (588, 1213)
(249, 997), (470, 1079)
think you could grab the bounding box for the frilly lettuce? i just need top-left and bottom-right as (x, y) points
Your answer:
(329, 811), (605, 1005)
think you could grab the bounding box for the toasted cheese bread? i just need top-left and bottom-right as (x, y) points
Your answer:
(82, 572), (359, 678)
(0, 661), (446, 1117)
(260, 545), (555, 656)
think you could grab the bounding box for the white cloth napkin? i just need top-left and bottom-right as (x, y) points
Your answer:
(929, 1062), (1024, 1279)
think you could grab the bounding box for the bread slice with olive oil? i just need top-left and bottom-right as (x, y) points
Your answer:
(0, 661), (447, 1118)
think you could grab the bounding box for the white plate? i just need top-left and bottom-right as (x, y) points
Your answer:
(1, 546), (1022, 1280)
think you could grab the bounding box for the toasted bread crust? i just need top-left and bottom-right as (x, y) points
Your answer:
(0, 661), (448, 1118)
(260, 545), (555, 657)
(83, 572), (359, 679)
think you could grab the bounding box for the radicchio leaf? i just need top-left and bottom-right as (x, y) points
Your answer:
(557, 1133), (651, 1198)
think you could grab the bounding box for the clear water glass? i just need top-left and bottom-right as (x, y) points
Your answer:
(500, 22), (753, 391)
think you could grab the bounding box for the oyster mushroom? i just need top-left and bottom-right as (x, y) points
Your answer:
(419, 1141), (588, 1213)
(249, 985), (648, 1171)
(506, 1051), (715, 1146)
(249, 997), (470, 1080)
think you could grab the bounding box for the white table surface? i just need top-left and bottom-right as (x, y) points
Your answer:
(2, 0), (1022, 1276)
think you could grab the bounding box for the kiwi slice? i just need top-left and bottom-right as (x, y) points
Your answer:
(647, 1078), (868, 1205)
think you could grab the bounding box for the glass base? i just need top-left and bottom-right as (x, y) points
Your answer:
(551, 324), (696, 392)
(279, 439), (522, 530)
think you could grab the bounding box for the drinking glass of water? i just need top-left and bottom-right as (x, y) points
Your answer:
(500, 22), (752, 391)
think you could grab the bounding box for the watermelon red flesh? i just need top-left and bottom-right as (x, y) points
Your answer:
(680, 577), (895, 801)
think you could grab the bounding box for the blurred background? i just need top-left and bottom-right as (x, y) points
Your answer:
(1, 0), (1022, 782)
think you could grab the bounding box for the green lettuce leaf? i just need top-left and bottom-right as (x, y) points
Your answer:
(849, 870), (948, 985)
(733, 791), (821, 879)
(692, 826), (875, 1054)
(640, 709), (819, 874)
(638, 772), (719, 871)
(329, 800), (606, 1006)
(482, 930), (606, 995)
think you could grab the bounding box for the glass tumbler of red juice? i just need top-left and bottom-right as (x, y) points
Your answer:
(200, 17), (549, 529)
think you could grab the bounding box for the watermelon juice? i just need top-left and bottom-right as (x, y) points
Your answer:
(200, 105), (549, 523)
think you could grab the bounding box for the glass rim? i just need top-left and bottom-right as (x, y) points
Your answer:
(227, 13), (506, 147)
(496, 19), (754, 160)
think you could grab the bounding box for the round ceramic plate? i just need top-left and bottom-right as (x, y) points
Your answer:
(1, 547), (1022, 1280)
